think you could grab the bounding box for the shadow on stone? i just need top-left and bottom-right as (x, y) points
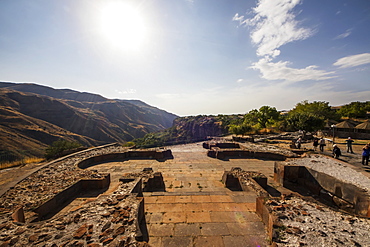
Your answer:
(135, 197), (149, 242)
(143, 172), (166, 192)
(77, 149), (173, 169)
(274, 162), (370, 217)
(31, 174), (110, 222)
(265, 185), (281, 197)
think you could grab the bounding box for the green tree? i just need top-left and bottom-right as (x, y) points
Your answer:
(283, 112), (325, 132)
(45, 139), (82, 160)
(244, 106), (280, 129)
(337, 101), (369, 118)
(290, 100), (340, 121)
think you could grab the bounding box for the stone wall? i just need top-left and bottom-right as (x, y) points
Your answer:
(274, 162), (370, 217)
(32, 174), (110, 222)
(222, 168), (269, 197)
(256, 197), (276, 241)
(203, 142), (240, 149)
(208, 148), (287, 161)
(204, 141), (297, 160)
(77, 149), (173, 169)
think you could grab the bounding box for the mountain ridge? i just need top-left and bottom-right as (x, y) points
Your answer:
(0, 82), (178, 161)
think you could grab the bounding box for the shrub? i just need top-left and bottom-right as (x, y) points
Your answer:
(45, 140), (82, 160)
(123, 141), (135, 147)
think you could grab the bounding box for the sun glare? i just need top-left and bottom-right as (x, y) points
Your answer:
(99, 2), (147, 51)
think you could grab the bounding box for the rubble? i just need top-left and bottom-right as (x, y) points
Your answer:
(0, 144), (150, 246)
(0, 144), (126, 214)
(269, 195), (370, 246)
(0, 180), (143, 246)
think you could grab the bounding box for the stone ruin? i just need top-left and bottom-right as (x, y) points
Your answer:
(0, 144), (172, 246)
(205, 140), (370, 245)
(1, 140), (370, 246)
(203, 140), (298, 160)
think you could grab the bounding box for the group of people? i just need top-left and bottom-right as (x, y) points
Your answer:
(312, 137), (326, 152)
(311, 136), (370, 164)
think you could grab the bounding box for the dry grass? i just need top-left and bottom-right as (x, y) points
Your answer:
(0, 157), (44, 170)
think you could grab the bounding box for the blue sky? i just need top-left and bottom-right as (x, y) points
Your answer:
(0, 0), (369, 116)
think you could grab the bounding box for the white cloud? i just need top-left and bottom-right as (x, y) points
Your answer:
(235, 0), (313, 58)
(236, 79), (244, 83)
(334, 29), (352, 40)
(333, 53), (370, 68)
(251, 57), (336, 82)
(233, 0), (333, 83)
(232, 13), (246, 25)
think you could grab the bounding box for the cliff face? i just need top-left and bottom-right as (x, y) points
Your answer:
(0, 82), (178, 160)
(173, 116), (225, 142)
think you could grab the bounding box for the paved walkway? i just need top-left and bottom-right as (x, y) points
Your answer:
(87, 143), (274, 246)
(0, 161), (47, 197)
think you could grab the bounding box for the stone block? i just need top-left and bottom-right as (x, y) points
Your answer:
(11, 206), (25, 223)
(222, 172), (242, 191)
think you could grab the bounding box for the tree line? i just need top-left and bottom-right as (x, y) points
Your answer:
(229, 100), (369, 136)
(133, 100), (370, 148)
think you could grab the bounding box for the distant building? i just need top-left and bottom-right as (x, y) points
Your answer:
(324, 119), (370, 139)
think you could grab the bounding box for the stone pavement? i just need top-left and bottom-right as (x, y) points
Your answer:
(86, 143), (275, 246)
(144, 192), (266, 247)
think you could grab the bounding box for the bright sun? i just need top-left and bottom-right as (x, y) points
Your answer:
(99, 2), (147, 51)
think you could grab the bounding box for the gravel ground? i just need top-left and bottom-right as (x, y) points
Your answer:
(272, 196), (370, 247)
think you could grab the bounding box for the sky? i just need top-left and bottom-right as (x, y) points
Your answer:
(0, 0), (369, 116)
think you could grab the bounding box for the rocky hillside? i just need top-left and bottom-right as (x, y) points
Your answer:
(134, 115), (233, 148)
(0, 82), (178, 161)
(172, 116), (226, 141)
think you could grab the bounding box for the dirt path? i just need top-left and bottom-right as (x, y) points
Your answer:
(0, 161), (47, 196)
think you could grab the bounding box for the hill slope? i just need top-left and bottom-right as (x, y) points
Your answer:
(0, 82), (178, 160)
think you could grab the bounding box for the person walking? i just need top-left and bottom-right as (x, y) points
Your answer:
(346, 137), (354, 153)
(332, 144), (341, 159)
(296, 137), (302, 149)
(313, 138), (319, 151)
(319, 138), (326, 152)
(362, 143), (370, 166)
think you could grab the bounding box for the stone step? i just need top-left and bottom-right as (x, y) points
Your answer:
(143, 191), (257, 197)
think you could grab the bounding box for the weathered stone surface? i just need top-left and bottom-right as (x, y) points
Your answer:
(267, 196), (370, 246)
(11, 206), (25, 223)
(113, 225), (125, 237)
(99, 228), (114, 239)
(28, 234), (39, 242)
(74, 224), (88, 239)
(14, 227), (26, 235)
(101, 237), (113, 245)
(0, 240), (10, 247)
(101, 221), (111, 232)
(87, 243), (101, 247)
